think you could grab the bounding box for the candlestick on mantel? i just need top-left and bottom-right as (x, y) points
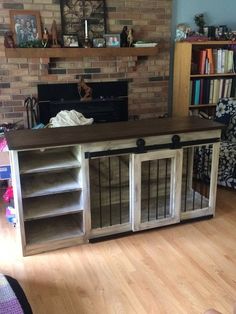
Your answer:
(85, 19), (88, 38)
(83, 19), (91, 48)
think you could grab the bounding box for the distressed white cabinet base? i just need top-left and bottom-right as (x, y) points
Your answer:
(6, 117), (223, 255)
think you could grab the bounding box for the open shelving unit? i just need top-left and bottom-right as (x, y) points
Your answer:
(17, 146), (85, 255)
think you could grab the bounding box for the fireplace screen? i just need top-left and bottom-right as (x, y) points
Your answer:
(60, 0), (107, 41)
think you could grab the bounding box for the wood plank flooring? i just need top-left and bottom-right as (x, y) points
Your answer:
(0, 187), (236, 314)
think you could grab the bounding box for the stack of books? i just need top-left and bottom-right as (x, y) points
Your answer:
(190, 78), (235, 105)
(193, 48), (235, 75)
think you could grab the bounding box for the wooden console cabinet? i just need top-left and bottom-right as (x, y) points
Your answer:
(6, 117), (223, 256)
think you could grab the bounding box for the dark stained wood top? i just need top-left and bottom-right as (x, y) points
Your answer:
(6, 116), (223, 151)
(5, 47), (159, 59)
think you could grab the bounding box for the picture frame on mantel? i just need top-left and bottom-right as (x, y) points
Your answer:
(63, 35), (79, 47)
(9, 10), (42, 46)
(60, 0), (107, 43)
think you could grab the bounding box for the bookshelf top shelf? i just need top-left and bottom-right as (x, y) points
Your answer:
(176, 40), (235, 46)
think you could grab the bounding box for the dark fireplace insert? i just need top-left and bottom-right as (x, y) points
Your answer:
(37, 81), (128, 124)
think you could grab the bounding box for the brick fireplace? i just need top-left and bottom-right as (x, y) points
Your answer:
(0, 0), (172, 127)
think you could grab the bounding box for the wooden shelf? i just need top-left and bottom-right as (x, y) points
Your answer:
(21, 172), (81, 198)
(5, 47), (159, 59)
(189, 104), (217, 108)
(25, 214), (84, 246)
(190, 73), (236, 78)
(189, 40), (235, 46)
(23, 192), (82, 221)
(19, 151), (80, 174)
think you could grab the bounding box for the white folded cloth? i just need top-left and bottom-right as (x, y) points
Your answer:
(49, 110), (94, 127)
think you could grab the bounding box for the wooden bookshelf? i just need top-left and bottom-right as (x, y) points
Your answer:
(5, 47), (159, 58)
(172, 41), (236, 117)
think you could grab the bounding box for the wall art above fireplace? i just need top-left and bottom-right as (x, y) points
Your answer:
(60, 0), (107, 42)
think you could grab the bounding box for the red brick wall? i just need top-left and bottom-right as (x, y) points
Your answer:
(0, 0), (172, 126)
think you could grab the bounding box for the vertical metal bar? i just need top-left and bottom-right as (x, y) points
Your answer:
(201, 145), (208, 201)
(164, 159), (168, 218)
(184, 148), (189, 212)
(156, 159), (159, 219)
(196, 146), (204, 209)
(192, 148), (197, 211)
(98, 158), (102, 228)
(199, 148), (204, 208)
(191, 147), (195, 210)
(206, 145), (211, 198)
(119, 156), (122, 224)
(108, 157), (112, 226)
(147, 160), (151, 221)
(200, 172), (203, 208)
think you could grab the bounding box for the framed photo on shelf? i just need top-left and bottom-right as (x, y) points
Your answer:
(63, 35), (79, 47)
(104, 34), (120, 47)
(9, 10), (42, 45)
(93, 37), (105, 48)
(60, 0), (106, 42)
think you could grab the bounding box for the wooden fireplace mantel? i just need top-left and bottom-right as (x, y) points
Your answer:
(5, 46), (159, 59)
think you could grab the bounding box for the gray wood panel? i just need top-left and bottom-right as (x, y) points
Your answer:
(19, 151), (80, 174)
(21, 172), (81, 198)
(25, 214), (83, 245)
(23, 192), (82, 221)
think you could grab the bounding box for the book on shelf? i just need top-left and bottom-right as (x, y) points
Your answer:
(227, 50), (234, 73)
(199, 50), (207, 75)
(209, 79), (214, 104)
(206, 48), (214, 74)
(189, 80), (193, 105)
(194, 79), (201, 105)
(199, 79), (204, 104)
(212, 79), (220, 103)
(228, 79), (233, 97)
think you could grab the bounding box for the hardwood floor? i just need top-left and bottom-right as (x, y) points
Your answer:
(0, 187), (236, 314)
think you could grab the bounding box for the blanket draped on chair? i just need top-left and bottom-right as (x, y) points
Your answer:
(0, 274), (32, 314)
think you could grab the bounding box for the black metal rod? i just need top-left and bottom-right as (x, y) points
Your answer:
(85, 138), (220, 159)
(192, 152), (196, 212)
(192, 188), (196, 211)
(156, 159), (159, 219)
(98, 159), (102, 228)
(206, 145), (211, 199)
(147, 161), (151, 221)
(108, 157), (112, 226)
(119, 156), (122, 224)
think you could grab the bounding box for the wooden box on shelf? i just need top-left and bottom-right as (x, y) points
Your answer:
(172, 41), (236, 117)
